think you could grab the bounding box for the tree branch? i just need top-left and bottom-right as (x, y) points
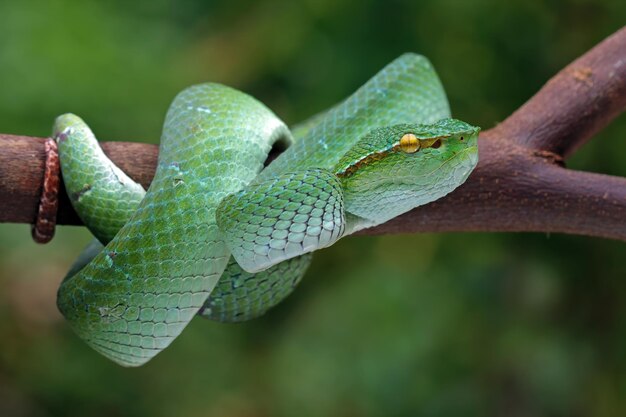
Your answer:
(491, 26), (626, 158)
(370, 135), (626, 240)
(0, 27), (625, 241)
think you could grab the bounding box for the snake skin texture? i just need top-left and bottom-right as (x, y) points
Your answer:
(217, 168), (345, 272)
(257, 53), (450, 181)
(199, 253), (312, 322)
(56, 53), (479, 367)
(55, 114), (145, 244)
(56, 84), (292, 366)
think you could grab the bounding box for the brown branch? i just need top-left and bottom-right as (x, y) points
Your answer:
(368, 134), (626, 240)
(491, 26), (626, 158)
(1, 27), (625, 241)
(0, 135), (159, 226)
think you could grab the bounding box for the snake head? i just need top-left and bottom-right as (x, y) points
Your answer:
(334, 118), (479, 225)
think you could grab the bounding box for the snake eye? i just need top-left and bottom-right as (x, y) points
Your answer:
(399, 133), (420, 153)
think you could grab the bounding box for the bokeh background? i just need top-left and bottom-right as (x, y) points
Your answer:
(1, 1), (625, 416)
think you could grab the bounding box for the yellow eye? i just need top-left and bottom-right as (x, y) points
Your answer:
(399, 133), (420, 153)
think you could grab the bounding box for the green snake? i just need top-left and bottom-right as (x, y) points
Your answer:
(54, 53), (479, 367)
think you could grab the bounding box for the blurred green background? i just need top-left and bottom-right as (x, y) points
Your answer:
(0, 0), (625, 416)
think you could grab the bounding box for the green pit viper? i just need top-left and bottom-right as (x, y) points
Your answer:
(54, 53), (479, 367)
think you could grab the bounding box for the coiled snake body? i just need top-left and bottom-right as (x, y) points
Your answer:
(55, 54), (479, 366)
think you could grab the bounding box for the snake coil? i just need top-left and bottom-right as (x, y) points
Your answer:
(55, 54), (479, 366)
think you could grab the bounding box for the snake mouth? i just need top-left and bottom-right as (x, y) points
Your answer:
(422, 143), (478, 180)
(462, 144), (479, 166)
(450, 144), (479, 181)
